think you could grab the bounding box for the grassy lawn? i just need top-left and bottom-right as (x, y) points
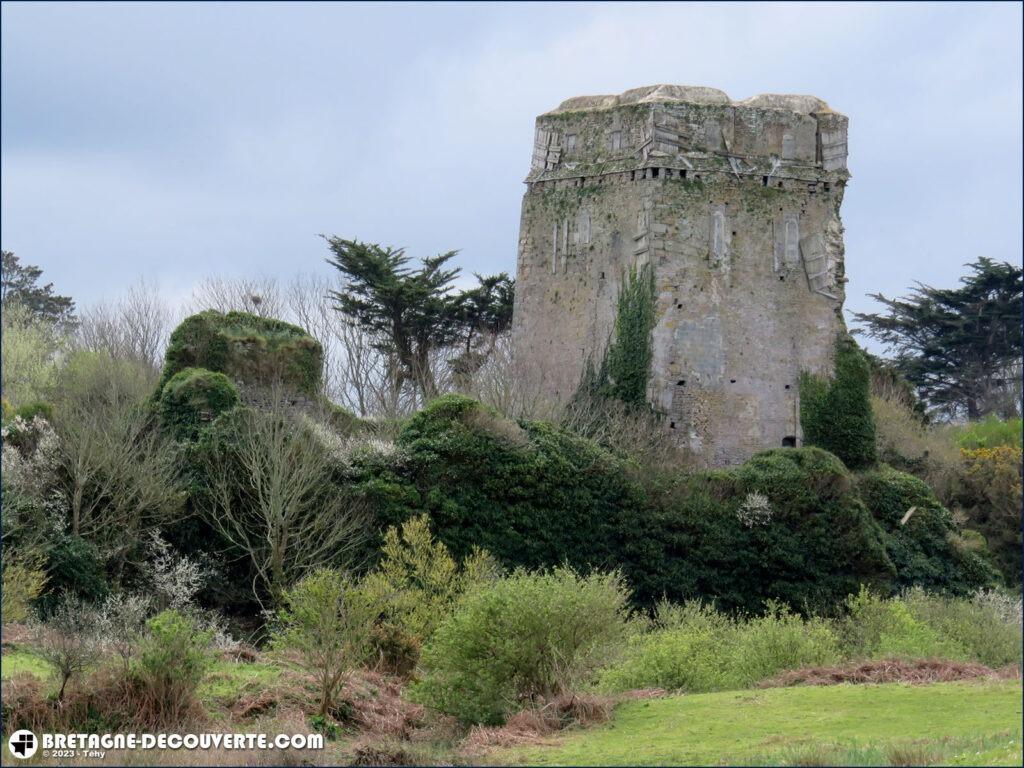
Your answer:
(1, 649), (57, 682)
(494, 681), (1023, 766)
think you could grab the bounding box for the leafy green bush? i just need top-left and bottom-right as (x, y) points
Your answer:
(158, 367), (239, 439)
(157, 310), (323, 397)
(135, 609), (212, 724)
(39, 537), (109, 614)
(412, 567), (631, 725)
(355, 394), (644, 585)
(1, 556), (47, 622)
(358, 514), (500, 674)
(840, 588), (968, 661)
(628, 448), (894, 613)
(901, 588), (1022, 668)
(273, 568), (376, 718)
(354, 397), (898, 613)
(800, 334), (877, 469)
(951, 416), (1023, 450)
(857, 466), (1000, 594)
(598, 601), (840, 694)
(956, 446), (1022, 583)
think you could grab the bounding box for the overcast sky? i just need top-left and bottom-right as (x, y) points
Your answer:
(2, 2), (1021, 334)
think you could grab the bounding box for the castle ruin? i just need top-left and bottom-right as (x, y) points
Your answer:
(511, 84), (850, 466)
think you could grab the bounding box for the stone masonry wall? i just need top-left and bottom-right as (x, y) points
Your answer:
(511, 85), (851, 467)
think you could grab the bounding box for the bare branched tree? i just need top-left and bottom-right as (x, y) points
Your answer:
(32, 594), (104, 703)
(53, 353), (183, 579)
(78, 280), (175, 371)
(188, 275), (286, 319)
(460, 334), (559, 422)
(198, 391), (368, 606)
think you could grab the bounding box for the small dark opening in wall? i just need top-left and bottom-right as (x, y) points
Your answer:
(676, 302), (682, 309)
(681, 170), (688, 179)
(824, 182), (831, 192)
(600, 271), (605, 279)
(762, 175), (768, 187)
(695, 174), (702, 181)
(631, 170), (637, 181)
(784, 384), (791, 390)
(730, 379), (737, 384)
(731, 231), (736, 236)
(782, 436), (797, 448)
(669, 421), (676, 429)
(677, 379), (686, 386)
(652, 168), (660, 178)
(779, 275), (785, 281)
(777, 180), (784, 188)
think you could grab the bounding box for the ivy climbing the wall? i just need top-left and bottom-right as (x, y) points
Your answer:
(579, 262), (657, 408)
(800, 333), (877, 469)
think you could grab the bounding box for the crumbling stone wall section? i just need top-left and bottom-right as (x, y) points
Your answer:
(511, 85), (850, 467)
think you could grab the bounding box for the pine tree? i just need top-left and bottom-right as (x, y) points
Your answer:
(853, 258), (1022, 418)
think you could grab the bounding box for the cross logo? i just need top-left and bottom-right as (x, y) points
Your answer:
(7, 730), (38, 759)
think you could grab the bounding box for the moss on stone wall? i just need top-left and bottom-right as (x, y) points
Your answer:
(159, 367), (239, 439)
(157, 310), (323, 398)
(800, 334), (877, 469)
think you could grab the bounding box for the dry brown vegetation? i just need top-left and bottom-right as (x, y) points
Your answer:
(759, 658), (1022, 688)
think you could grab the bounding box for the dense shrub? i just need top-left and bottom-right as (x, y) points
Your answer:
(135, 609), (212, 724)
(1, 556), (47, 622)
(837, 587), (1021, 666)
(951, 416), (1023, 449)
(598, 601), (840, 694)
(901, 588), (1022, 667)
(870, 394), (962, 502)
(158, 367), (239, 439)
(358, 515), (500, 674)
(800, 334), (877, 469)
(273, 568), (375, 717)
(840, 588), (967, 661)
(354, 397), (900, 613)
(357, 395), (1005, 613)
(857, 466), (1000, 594)
(157, 310), (323, 397)
(39, 537), (109, 614)
(412, 567), (631, 725)
(628, 448), (895, 612)
(956, 446), (1022, 583)
(355, 394), (644, 583)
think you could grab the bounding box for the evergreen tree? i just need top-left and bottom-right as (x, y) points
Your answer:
(853, 258), (1022, 419)
(324, 237), (513, 402)
(1, 251), (77, 329)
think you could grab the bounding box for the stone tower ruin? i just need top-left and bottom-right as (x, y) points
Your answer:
(511, 84), (850, 466)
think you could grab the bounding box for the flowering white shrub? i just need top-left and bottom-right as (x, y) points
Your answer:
(737, 492), (773, 528)
(98, 592), (152, 669)
(1, 415), (60, 502)
(302, 413), (407, 468)
(146, 531), (206, 612)
(973, 588), (1023, 627)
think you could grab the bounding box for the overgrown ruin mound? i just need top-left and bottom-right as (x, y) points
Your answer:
(157, 310), (323, 398)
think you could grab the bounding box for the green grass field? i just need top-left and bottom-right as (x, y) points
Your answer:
(6, 649), (1020, 766)
(493, 681), (1023, 766)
